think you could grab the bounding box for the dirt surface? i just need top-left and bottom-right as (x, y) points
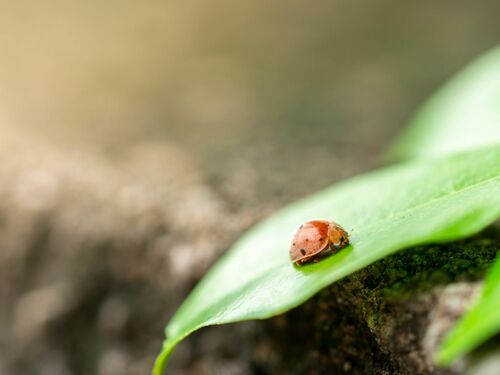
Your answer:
(1, 2), (500, 375)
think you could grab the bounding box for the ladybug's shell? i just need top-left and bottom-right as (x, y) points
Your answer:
(289, 220), (330, 264)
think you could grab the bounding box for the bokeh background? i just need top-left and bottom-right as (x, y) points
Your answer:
(0, 1), (499, 374)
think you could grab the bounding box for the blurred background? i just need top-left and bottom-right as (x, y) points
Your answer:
(0, 1), (499, 374)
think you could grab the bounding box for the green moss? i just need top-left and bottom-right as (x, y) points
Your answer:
(356, 234), (499, 300)
(365, 309), (382, 330)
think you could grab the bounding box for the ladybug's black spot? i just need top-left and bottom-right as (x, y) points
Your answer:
(293, 242), (296, 246)
(319, 237), (323, 241)
(305, 238), (309, 242)
(300, 249), (306, 256)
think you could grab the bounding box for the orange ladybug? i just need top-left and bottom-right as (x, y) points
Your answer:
(290, 220), (349, 266)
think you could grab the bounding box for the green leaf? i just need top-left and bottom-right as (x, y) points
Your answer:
(389, 45), (500, 161)
(437, 255), (500, 365)
(154, 145), (500, 374)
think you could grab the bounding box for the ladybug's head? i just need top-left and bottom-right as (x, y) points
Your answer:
(328, 222), (350, 249)
(339, 233), (349, 247)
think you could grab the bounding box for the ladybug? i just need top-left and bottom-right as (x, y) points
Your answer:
(290, 220), (349, 266)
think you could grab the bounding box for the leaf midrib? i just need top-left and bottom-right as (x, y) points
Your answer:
(357, 173), (500, 234)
